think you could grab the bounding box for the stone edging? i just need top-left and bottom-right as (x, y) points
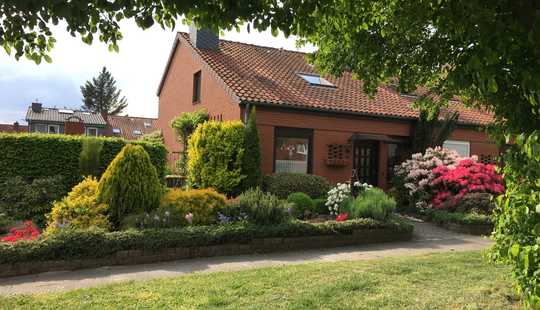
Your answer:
(0, 228), (412, 278)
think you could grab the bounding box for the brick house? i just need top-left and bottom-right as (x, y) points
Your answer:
(157, 27), (500, 188)
(25, 102), (158, 140)
(0, 122), (28, 133)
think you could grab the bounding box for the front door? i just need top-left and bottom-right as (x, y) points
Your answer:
(353, 141), (379, 186)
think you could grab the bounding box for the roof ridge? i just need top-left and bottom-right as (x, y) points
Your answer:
(177, 31), (310, 55)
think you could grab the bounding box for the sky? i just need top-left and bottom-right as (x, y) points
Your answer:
(0, 21), (315, 124)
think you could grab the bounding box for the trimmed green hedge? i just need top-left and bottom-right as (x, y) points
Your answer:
(423, 209), (492, 226)
(263, 173), (330, 199)
(0, 217), (413, 264)
(0, 133), (167, 187)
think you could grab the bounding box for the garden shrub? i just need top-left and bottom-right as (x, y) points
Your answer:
(187, 121), (246, 196)
(287, 192), (314, 218)
(325, 183), (354, 216)
(120, 207), (184, 230)
(0, 218), (414, 264)
(393, 146), (461, 211)
(490, 132), (540, 309)
(346, 188), (396, 221)
(423, 209), (492, 226)
(237, 188), (291, 225)
(159, 188), (226, 225)
(97, 144), (163, 227)
(454, 192), (495, 214)
(0, 133), (167, 189)
(241, 107), (262, 191)
(0, 175), (67, 227)
(46, 177), (110, 234)
(263, 173), (330, 199)
(0, 213), (13, 233)
(79, 138), (104, 177)
(430, 159), (504, 210)
(312, 198), (329, 215)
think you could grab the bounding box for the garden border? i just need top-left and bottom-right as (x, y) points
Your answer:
(409, 212), (493, 236)
(0, 227), (412, 278)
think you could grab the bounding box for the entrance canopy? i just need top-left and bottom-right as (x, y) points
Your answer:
(348, 133), (407, 144)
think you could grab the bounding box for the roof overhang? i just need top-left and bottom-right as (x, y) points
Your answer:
(348, 133), (408, 143)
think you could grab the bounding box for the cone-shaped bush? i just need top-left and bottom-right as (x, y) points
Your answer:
(97, 144), (162, 226)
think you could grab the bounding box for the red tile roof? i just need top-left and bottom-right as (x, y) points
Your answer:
(106, 115), (158, 140)
(0, 123), (28, 133)
(172, 32), (493, 125)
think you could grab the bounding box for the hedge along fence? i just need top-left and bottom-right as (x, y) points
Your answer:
(0, 133), (167, 188)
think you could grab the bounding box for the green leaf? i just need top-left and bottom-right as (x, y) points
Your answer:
(43, 54), (52, 63)
(510, 244), (520, 257)
(536, 203), (540, 214)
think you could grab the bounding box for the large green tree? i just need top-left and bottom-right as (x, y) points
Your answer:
(80, 66), (128, 115)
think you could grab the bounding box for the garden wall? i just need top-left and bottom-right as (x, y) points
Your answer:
(0, 225), (412, 278)
(0, 133), (167, 187)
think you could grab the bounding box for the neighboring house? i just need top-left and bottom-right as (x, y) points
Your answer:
(26, 102), (108, 136)
(0, 122), (28, 133)
(25, 102), (158, 140)
(157, 27), (500, 188)
(107, 115), (158, 140)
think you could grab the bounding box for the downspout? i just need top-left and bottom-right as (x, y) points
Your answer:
(243, 103), (251, 124)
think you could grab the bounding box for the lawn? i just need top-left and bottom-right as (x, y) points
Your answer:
(1, 251), (520, 310)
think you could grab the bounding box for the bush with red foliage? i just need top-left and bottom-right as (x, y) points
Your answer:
(1, 221), (40, 242)
(430, 159), (504, 210)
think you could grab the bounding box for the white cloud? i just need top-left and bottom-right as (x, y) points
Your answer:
(0, 20), (315, 123)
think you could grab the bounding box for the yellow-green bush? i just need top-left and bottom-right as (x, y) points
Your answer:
(97, 144), (163, 227)
(46, 177), (110, 234)
(187, 121), (246, 196)
(160, 188), (226, 225)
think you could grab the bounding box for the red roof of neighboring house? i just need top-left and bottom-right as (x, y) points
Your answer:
(106, 115), (158, 140)
(0, 123), (28, 133)
(161, 32), (493, 126)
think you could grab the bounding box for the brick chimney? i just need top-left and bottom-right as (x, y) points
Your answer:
(31, 102), (42, 113)
(189, 24), (219, 50)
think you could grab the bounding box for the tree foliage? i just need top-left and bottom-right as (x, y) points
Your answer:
(80, 67), (127, 115)
(170, 109), (209, 175)
(412, 103), (459, 154)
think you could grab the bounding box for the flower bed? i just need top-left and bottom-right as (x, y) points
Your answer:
(0, 218), (413, 277)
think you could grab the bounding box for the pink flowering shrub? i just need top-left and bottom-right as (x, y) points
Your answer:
(430, 159), (504, 210)
(394, 147), (461, 209)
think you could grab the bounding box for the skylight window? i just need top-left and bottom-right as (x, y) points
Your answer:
(59, 109), (74, 114)
(297, 73), (335, 87)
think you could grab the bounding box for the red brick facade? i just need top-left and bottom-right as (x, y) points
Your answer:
(157, 32), (501, 187)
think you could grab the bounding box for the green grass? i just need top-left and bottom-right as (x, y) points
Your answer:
(0, 251), (520, 310)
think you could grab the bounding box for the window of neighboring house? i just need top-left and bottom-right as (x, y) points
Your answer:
(112, 128), (121, 135)
(274, 127), (313, 174)
(47, 124), (60, 134)
(192, 70), (201, 103)
(443, 140), (470, 157)
(297, 73), (335, 87)
(143, 122), (152, 128)
(133, 129), (142, 136)
(85, 127), (98, 137)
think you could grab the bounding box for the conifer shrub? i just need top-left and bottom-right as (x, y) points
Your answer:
(241, 107), (262, 191)
(159, 188), (227, 225)
(187, 121), (246, 196)
(46, 177), (110, 234)
(97, 144), (163, 226)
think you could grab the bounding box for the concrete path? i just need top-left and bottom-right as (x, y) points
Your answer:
(0, 218), (492, 296)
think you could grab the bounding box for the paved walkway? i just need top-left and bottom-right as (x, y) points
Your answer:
(0, 219), (492, 296)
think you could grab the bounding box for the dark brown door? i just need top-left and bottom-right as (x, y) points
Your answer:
(353, 141), (379, 186)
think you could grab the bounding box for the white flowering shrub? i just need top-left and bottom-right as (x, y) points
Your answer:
(325, 182), (373, 215)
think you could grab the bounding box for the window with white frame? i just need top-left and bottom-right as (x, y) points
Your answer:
(47, 124), (60, 134)
(85, 127), (98, 136)
(443, 140), (470, 157)
(34, 124), (48, 133)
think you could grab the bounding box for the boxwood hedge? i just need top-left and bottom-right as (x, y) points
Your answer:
(0, 218), (413, 264)
(0, 133), (167, 188)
